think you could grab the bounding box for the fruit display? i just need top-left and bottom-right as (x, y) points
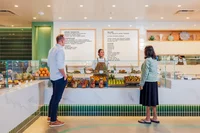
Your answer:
(90, 75), (107, 82)
(68, 79), (81, 88)
(99, 79), (104, 88)
(131, 70), (141, 74)
(71, 79), (78, 88)
(73, 70), (81, 74)
(90, 78), (96, 88)
(119, 70), (127, 73)
(108, 79), (125, 86)
(124, 76), (140, 83)
(36, 67), (50, 78)
(108, 74), (115, 80)
(8, 79), (13, 84)
(81, 79), (89, 88)
(14, 80), (19, 85)
(67, 75), (73, 82)
(15, 73), (22, 80)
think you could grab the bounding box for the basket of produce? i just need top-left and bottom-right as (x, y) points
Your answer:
(124, 76), (141, 84)
(35, 67), (50, 79)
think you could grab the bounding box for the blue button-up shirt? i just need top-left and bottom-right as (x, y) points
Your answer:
(47, 44), (65, 81)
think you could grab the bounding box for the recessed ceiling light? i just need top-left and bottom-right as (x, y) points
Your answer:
(145, 5), (149, 7)
(160, 17), (164, 19)
(84, 17), (87, 19)
(135, 17), (138, 19)
(186, 17), (190, 19)
(112, 5), (116, 7)
(109, 17), (112, 19)
(177, 5), (182, 7)
(14, 5), (18, 7)
(58, 17), (62, 19)
(33, 17), (36, 19)
(194, 24), (197, 27)
(11, 25), (14, 27)
(129, 25), (132, 27)
(108, 25), (111, 27)
(80, 5), (83, 7)
(47, 5), (51, 7)
(38, 11), (44, 16)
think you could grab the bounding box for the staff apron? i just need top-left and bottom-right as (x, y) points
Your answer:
(177, 58), (184, 65)
(93, 58), (108, 85)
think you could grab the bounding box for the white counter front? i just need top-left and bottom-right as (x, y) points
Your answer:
(0, 81), (45, 133)
(44, 79), (200, 105)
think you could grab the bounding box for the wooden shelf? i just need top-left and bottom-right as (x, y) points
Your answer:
(148, 41), (200, 42)
(147, 30), (200, 41)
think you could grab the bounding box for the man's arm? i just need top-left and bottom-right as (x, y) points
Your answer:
(56, 50), (67, 80)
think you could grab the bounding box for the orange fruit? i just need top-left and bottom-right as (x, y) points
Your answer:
(40, 74), (44, 77)
(44, 74), (47, 77)
(40, 68), (43, 71)
(47, 73), (50, 77)
(42, 71), (46, 74)
(44, 67), (48, 71)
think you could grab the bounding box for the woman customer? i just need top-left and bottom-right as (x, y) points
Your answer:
(138, 45), (159, 124)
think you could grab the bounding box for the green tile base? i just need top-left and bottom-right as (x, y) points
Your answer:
(40, 105), (200, 116)
(9, 109), (41, 133)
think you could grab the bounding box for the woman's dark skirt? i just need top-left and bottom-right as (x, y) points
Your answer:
(140, 82), (159, 106)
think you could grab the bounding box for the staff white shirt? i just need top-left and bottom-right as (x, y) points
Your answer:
(47, 44), (65, 81)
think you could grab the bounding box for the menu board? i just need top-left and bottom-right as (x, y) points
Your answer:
(60, 29), (96, 62)
(103, 29), (139, 66)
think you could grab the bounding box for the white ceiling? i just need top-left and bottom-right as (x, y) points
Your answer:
(0, 0), (200, 27)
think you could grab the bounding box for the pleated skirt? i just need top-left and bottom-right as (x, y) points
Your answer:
(140, 82), (159, 106)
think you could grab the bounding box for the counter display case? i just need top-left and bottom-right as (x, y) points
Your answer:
(0, 60), (42, 89)
(41, 60), (166, 89)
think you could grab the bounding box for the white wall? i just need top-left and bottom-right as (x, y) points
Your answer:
(54, 21), (200, 61)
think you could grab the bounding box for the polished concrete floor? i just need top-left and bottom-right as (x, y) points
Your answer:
(24, 117), (200, 133)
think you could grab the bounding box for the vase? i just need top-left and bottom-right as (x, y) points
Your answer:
(168, 35), (174, 41)
(193, 34), (196, 41)
(159, 34), (163, 41)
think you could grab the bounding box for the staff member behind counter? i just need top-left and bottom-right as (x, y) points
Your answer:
(88, 49), (109, 73)
(175, 55), (187, 65)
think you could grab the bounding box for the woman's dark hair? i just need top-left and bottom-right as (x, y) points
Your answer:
(98, 49), (103, 54)
(144, 45), (156, 59)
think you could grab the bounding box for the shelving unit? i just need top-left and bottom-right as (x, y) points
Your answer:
(147, 30), (200, 41)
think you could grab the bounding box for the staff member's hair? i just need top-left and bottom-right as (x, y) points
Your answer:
(56, 34), (65, 43)
(98, 49), (103, 54)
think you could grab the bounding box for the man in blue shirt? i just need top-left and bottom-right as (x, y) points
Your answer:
(47, 34), (67, 127)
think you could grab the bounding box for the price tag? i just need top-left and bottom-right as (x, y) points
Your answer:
(26, 80), (28, 84)
(19, 82), (21, 85)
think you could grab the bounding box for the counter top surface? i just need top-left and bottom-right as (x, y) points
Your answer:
(0, 80), (44, 96)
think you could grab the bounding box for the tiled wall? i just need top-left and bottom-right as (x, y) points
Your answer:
(0, 28), (32, 60)
(41, 105), (200, 116)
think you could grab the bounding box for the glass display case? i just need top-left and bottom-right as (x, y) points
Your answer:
(2, 58), (200, 89)
(0, 60), (40, 89)
(41, 60), (167, 89)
